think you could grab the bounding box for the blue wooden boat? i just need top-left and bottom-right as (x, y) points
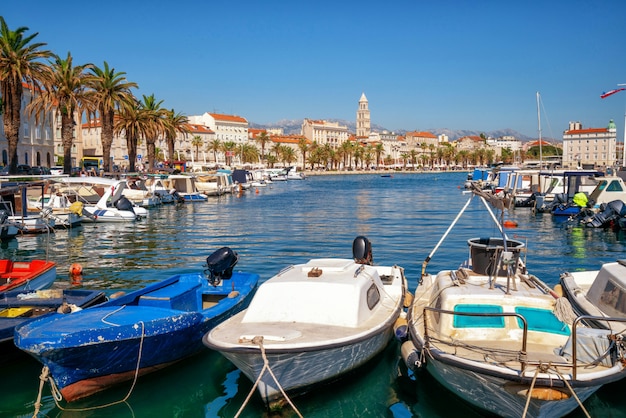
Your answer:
(15, 247), (259, 402)
(0, 288), (107, 361)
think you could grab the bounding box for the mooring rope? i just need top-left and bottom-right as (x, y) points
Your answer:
(32, 321), (146, 416)
(235, 336), (303, 418)
(521, 363), (591, 418)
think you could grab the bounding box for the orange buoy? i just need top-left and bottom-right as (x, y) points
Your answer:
(69, 263), (83, 276)
(503, 220), (518, 228)
(255, 188), (259, 194)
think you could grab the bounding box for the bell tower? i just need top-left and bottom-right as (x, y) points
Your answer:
(356, 93), (370, 138)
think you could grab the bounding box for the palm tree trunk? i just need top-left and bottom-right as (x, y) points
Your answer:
(101, 109), (114, 172)
(2, 77), (22, 172)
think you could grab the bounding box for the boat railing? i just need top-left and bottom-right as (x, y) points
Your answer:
(571, 315), (626, 379)
(423, 307), (529, 372)
(423, 308), (626, 377)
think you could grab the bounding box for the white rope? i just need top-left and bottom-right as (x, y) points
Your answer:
(34, 321), (146, 414)
(235, 336), (303, 418)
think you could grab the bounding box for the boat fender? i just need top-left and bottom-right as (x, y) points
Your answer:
(394, 315), (408, 341)
(57, 302), (82, 314)
(401, 341), (422, 370)
(404, 292), (414, 308)
(553, 284), (563, 298)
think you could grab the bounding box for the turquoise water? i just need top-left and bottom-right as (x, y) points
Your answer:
(2, 172), (626, 417)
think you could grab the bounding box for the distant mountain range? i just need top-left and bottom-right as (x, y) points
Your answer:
(250, 119), (539, 142)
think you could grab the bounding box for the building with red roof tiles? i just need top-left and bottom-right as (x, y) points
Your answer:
(188, 112), (249, 144)
(562, 120), (617, 168)
(301, 118), (349, 148)
(454, 135), (485, 152)
(404, 131), (439, 148)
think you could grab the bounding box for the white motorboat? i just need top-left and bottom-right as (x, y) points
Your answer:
(0, 183), (55, 233)
(54, 177), (147, 222)
(402, 188), (626, 418)
(204, 236), (407, 406)
(559, 260), (626, 329)
(286, 166), (305, 180)
(194, 172), (236, 196)
(122, 177), (161, 207)
(28, 184), (87, 228)
(163, 175), (208, 202)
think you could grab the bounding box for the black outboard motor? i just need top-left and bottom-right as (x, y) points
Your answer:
(114, 196), (135, 213)
(353, 236), (373, 265)
(0, 209), (8, 224)
(205, 247), (239, 286)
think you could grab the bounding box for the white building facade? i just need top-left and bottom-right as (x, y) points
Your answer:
(562, 120), (617, 168)
(0, 83), (55, 167)
(301, 119), (349, 149)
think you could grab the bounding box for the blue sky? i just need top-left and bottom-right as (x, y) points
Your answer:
(3, 0), (626, 139)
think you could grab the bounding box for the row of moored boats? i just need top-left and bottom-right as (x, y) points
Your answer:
(0, 166), (306, 237)
(3, 182), (626, 417)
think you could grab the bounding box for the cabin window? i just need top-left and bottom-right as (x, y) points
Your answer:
(366, 284), (380, 310)
(515, 307), (570, 335)
(607, 180), (623, 192)
(598, 281), (626, 315)
(453, 304), (504, 328)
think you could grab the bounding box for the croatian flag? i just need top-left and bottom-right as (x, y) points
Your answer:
(600, 88), (626, 99)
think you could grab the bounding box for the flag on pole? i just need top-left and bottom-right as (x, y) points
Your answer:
(600, 88), (626, 99)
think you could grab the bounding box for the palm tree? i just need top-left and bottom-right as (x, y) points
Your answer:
(374, 143), (385, 169)
(191, 135), (203, 161)
(221, 141), (237, 166)
(255, 131), (271, 162)
(115, 98), (152, 172)
(0, 17), (53, 173)
(208, 139), (221, 165)
(88, 61), (137, 173)
(140, 94), (167, 172)
(297, 137), (309, 171)
(162, 109), (188, 165)
(27, 52), (94, 175)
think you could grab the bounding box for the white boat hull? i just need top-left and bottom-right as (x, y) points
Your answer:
(221, 326), (393, 403)
(425, 353), (600, 418)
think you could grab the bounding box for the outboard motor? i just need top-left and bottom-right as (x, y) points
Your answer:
(114, 196), (135, 213)
(204, 247), (239, 286)
(0, 209), (8, 224)
(353, 236), (373, 265)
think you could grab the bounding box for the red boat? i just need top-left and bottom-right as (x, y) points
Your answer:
(0, 260), (57, 293)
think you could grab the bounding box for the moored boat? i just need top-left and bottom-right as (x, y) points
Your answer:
(54, 177), (148, 222)
(203, 236), (407, 406)
(163, 174), (208, 202)
(559, 260), (626, 328)
(0, 259), (57, 294)
(402, 187), (626, 418)
(15, 247), (259, 402)
(0, 288), (107, 360)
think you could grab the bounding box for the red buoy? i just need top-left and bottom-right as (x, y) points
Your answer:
(503, 220), (518, 228)
(69, 263), (83, 276)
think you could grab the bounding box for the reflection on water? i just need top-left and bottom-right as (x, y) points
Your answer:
(2, 172), (626, 417)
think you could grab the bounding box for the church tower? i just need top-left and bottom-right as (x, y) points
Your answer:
(356, 92), (370, 138)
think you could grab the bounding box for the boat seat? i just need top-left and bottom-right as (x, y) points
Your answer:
(138, 281), (200, 311)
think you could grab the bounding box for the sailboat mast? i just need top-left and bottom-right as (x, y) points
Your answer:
(536, 92), (543, 168)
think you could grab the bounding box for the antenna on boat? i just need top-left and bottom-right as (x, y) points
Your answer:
(537, 92), (543, 169)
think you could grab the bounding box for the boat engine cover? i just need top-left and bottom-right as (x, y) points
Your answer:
(205, 247), (239, 284)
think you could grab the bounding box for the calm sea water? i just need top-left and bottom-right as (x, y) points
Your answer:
(2, 172), (626, 418)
